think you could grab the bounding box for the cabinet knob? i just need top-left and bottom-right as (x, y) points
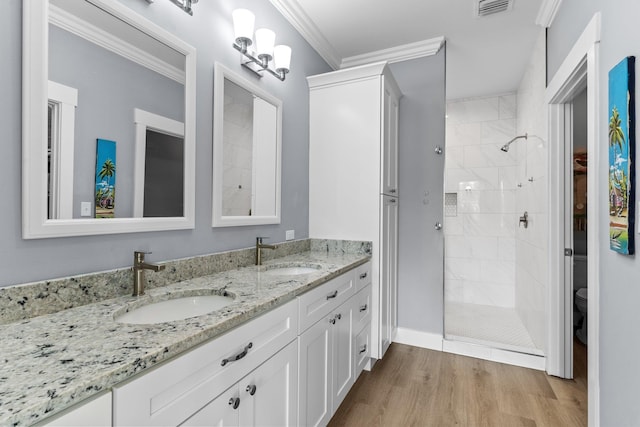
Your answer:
(335, 313), (342, 320)
(229, 397), (240, 410)
(329, 317), (336, 325)
(359, 304), (368, 312)
(246, 384), (257, 396)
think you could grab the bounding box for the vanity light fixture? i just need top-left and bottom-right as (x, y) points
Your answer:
(232, 9), (292, 81)
(152, 0), (198, 15)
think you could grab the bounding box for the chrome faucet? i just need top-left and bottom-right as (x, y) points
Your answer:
(132, 251), (166, 296)
(256, 237), (276, 266)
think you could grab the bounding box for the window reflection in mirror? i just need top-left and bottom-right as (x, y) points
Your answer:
(212, 63), (281, 227)
(47, 0), (185, 219)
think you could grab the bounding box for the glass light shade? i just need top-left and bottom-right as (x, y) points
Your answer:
(274, 45), (292, 72)
(255, 28), (275, 58)
(232, 9), (255, 43)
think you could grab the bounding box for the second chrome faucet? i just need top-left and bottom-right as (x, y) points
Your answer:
(256, 237), (276, 265)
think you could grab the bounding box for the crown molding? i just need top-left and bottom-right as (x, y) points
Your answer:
(340, 36), (445, 69)
(269, 0), (341, 70)
(49, 5), (185, 84)
(536, 0), (563, 27)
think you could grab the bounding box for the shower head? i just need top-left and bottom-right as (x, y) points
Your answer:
(499, 133), (528, 152)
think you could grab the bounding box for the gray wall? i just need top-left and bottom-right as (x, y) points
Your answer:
(390, 50), (446, 334)
(1, 0), (331, 287)
(548, 0), (640, 424)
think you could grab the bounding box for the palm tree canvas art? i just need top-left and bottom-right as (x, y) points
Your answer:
(95, 139), (117, 218)
(608, 56), (635, 255)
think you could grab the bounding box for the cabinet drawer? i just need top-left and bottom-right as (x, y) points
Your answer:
(298, 271), (354, 334)
(353, 284), (371, 333)
(113, 299), (298, 427)
(354, 324), (370, 379)
(354, 262), (372, 293)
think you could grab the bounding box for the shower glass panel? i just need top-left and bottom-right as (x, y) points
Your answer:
(443, 94), (543, 356)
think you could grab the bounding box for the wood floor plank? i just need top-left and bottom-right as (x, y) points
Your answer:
(328, 343), (587, 427)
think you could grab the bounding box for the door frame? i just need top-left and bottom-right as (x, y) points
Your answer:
(546, 12), (600, 427)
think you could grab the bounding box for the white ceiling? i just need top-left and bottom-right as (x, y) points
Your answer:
(271, 0), (545, 100)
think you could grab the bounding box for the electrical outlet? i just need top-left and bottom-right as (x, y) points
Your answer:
(80, 202), (92, 217)
(285, 230), (295, 241)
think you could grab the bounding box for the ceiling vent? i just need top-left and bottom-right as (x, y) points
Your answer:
(476, 0), (513, 17)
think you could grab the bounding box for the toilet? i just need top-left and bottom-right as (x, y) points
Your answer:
(573, 245), (588, 346)
(575, 286), (588, 345)
(573, 230), (587, 344)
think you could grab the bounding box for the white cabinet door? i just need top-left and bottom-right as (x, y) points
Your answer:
(331, 300), (354, 413)
(239, 341), (298, 427)
(382, 82), (399, 196)
(380, 195), (398, 357)
(298, 315), (332, 427)
(180, 387), (240, 427)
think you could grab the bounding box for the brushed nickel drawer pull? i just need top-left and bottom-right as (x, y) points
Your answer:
(359, 272), (368, 279)
(359, 345), (367, 354)
(221, 342), (253, 366)
(326, 290), (338, 300)
(360, 304), (368, 312)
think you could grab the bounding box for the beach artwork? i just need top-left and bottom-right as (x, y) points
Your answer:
(608, 56), (635, 254)
(95, 139), (117, 218)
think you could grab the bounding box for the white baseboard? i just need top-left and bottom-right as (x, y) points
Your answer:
(442, 339), (546, 371)
(393, 327), (443, 351)
(392, 328), (545, 371)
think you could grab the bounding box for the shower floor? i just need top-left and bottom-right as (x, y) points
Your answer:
(445, 302), (543, 356)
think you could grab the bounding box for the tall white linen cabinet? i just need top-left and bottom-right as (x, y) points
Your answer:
(308, 61), (401, 361)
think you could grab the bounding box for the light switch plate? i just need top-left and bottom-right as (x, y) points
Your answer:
(81, 202), (92, 217)
(285, 230), (295, 241)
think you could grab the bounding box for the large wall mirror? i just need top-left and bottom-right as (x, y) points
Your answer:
(212, 63), (282, 227)
(23, 0), (196, 238)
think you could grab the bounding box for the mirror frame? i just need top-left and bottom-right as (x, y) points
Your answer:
(22, 0), (196, 238)
(212, 63), (282, 227)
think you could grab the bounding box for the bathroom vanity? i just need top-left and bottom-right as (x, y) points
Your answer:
(0, 243), (371, 426)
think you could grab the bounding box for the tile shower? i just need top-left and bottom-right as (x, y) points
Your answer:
(444, 92), (546, 355)
(444, 30), (547, 356)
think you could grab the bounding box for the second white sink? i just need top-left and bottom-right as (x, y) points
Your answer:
(115, 294), (234, 324)
(262, 264), (322, 276)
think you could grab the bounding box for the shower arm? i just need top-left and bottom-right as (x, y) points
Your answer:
(500, 133), (528, 152)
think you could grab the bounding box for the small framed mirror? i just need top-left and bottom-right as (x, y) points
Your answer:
(212, 63), (282, 227)
(23, 0), (196, 238)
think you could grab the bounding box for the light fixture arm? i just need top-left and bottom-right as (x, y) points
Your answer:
(168, 0), (198, 15)
(233, 41), (288, 81)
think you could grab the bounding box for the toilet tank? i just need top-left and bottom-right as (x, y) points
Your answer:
(574, 254), (588, 290)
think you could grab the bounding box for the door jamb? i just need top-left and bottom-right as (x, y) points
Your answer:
(546, 12), (600, 427)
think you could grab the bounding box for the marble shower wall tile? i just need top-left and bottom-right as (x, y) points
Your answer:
(445, 93), (518, 308)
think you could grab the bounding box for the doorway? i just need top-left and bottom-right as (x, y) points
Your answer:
(546, 12), (600, 426)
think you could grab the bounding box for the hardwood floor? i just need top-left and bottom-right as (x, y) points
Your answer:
(329, 343), (587, 427)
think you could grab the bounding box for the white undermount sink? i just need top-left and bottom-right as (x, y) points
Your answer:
(262, 264), (322, 276)
(115, 294), (234, 324)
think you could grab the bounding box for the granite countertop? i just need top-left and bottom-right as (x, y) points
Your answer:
(0, 250), (369, 426)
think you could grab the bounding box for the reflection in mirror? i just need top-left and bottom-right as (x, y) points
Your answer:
(23, 0), (196, 238)
(212, 63), (281, 227)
